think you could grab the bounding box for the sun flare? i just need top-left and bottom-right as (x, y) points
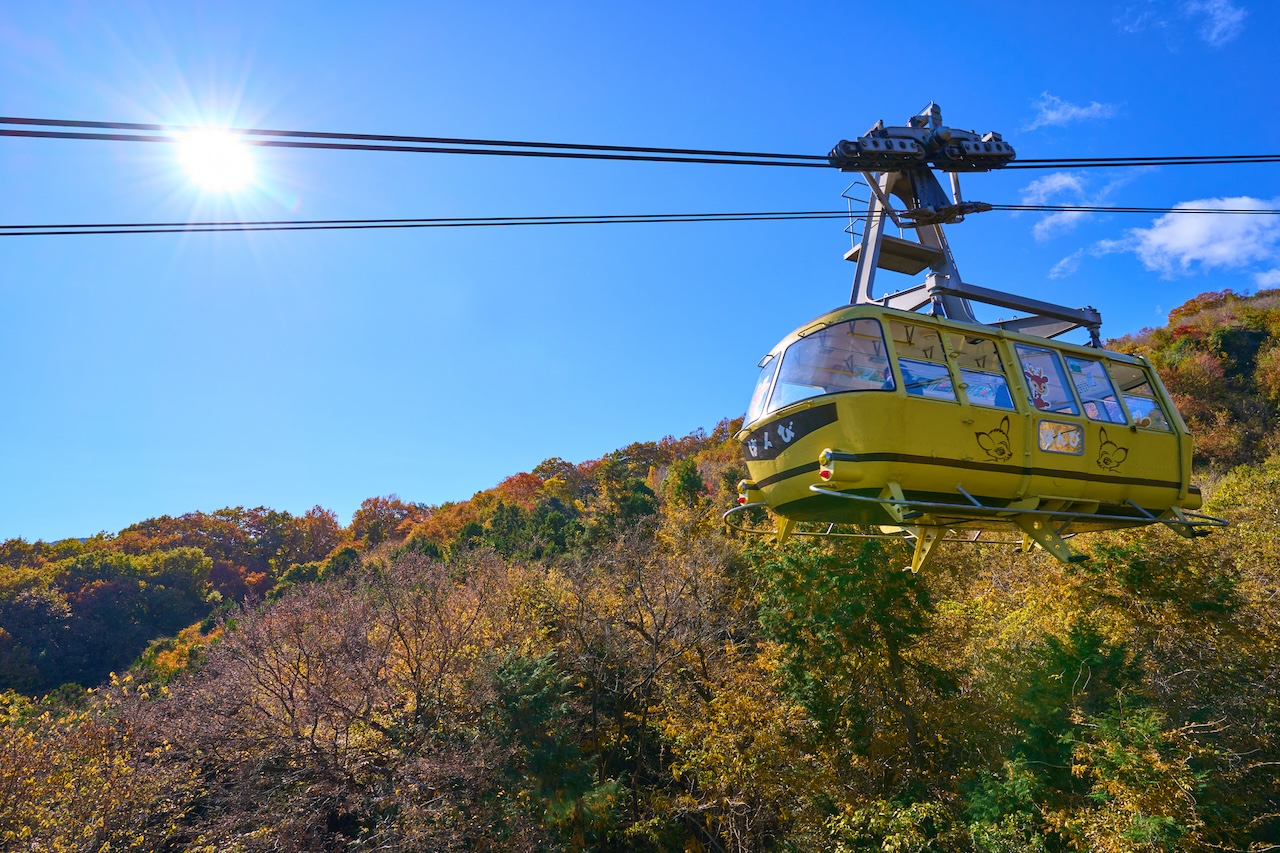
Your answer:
(178, 130), (256, 191)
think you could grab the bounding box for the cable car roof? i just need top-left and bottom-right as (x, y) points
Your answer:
(757, 303), (1145, 366)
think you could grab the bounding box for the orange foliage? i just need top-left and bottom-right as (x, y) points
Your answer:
(404, 501), (480, 549)
(576, 458), (605, 481)
(208, 560), (250, 601)
(350, 495), (427, 547)
(109, 506), (344, 586)
(1164, 351), (1230, 420)
(1167, 288), (1241, 325)
(148, 623), (223, 679)
(1254, 346), (1280, 403)
(495, 472), (545, 509)
(1188, 408), (1245, 466)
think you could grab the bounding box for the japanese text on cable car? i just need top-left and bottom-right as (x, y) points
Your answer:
(741, 404), (839, 462)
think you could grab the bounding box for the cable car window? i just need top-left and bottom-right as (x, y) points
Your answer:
(767, 318), (892, 413)
(899, 360), (957, 400)
(1108, 362), (1172, 431)
(1063, 356), (1125, 423)
(951, 335), (1014, 410)
(890, 321), (958, 402)
(746, 353), (779, 424)
(1014, 344), (1079, 414)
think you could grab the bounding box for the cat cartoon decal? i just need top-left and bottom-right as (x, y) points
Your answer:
(1096, 428), (1129, 472)
(976, 416), (1013, 462)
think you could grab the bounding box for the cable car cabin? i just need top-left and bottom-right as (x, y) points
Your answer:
(731, 304), (1215, 570)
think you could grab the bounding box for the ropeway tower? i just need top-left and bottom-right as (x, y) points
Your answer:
(829, 102), (1104, 347)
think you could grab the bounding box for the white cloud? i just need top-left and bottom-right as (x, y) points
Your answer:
(1116, 0), (1246, 46)
(1025, 93), (1116, 131)
(1115, 5), (1165, 34)
(1021, 172), (1087, 205)
(1114, 197), (1280, 277)
(1034, 211), (1090, 242)
(1019, 169), (1144, 242)
(1049, 237), (1130, 279)
(1020, 171), (1089, 241)
(1042, 196), (1279, 280)
(1092, 238), (1131, 257)
(1049, 249), (1085, 280)
(1255, 269), (1280, 288)
(1186, 0), (1246, 46)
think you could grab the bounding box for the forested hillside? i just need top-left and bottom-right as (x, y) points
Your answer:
(1, 291), (1278, 851)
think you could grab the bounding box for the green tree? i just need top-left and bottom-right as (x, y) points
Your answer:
(663, 457), (706, 508)
(756, 539), (940, 776)
(490, 653), (620, 846)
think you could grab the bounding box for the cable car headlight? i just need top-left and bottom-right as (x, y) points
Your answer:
(818, 449), (864, 483)
(737, 479), (762, 505)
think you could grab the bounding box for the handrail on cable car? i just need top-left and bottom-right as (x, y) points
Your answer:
(721, 501), (1023, 544)
(804, 484), (1228, 533)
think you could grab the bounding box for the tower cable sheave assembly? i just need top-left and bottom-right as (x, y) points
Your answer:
(829, 102), (1103, 346)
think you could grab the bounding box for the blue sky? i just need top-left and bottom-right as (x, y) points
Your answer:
(2, 1), (1277, 541)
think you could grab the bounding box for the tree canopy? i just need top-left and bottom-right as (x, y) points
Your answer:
(1, 293), (1279, 851)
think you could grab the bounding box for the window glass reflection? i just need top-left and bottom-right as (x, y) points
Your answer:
(1108, 362), (1172, 431)
(1064, 356), (1125, 423)
(767, 318), (892, 414)
(950, 334), (1013, 409)
(746, 354), (779, 424)
(889, 321), (957, 402)
(1015, 344), (1079, 415)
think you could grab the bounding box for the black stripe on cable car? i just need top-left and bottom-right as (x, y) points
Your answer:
(740, 404), (839, 462)
(757, 461), (821, 487)
(758, 452), (1181, 490)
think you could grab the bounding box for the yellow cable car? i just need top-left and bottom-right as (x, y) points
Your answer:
(724, 104), (1225, 569)
(727, 304), (1223, 570)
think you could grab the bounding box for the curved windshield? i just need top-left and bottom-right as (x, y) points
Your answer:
(765, 318), (892, 414)
(1109, 362), (1172, 431)
(745, 353), (779, 424)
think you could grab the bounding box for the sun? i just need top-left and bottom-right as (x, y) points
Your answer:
(177, 130), (256, 192)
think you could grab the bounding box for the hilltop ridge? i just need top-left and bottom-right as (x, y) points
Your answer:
(1111, 287), (1280, 468)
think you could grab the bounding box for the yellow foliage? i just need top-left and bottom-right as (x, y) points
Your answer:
(657, 643), (842, 849)
(0, 707), (197, 850)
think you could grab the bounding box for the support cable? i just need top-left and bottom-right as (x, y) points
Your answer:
(3, 204), (1279, 237)
(3, 116), (1279, 170)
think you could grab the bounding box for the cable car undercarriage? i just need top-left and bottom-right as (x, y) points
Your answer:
(724, 488), (1227, 573)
